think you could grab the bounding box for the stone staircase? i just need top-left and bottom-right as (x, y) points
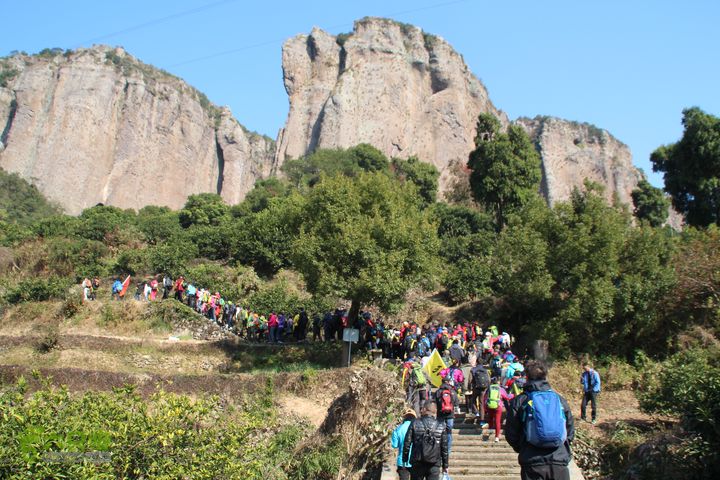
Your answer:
(380, 406), (584, 480)
(450, 411), (520, 480)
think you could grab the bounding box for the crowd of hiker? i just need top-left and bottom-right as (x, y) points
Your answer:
(392, 322), (600, 480)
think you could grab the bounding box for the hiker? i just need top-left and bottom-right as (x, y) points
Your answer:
(490, 351), (504, 379)
(295, 308), (308, 341)
(402, 400), (449, 480)
(406, 360), (429, 416)
(483, 376), (514, 442)
(435, 376), (459, 455)
(268, 312), (279, 343)
(91, 277), (100, 300)
(186, 283), (197, 308)
(503, 360), (525, 387)
(448, 338), (465, 365)
(162, 274), (172, 300)
(312, 313), (322, 341)
(507, 369), (527, 396)
(81, 278), (92, 302)
(580, 363), (601, 424)
(505, 360), (575, 480)
(469, 362), (490, 427)
(151, 278), (160, 301)
(392, 408), (417, 480)
(111, 278), (124, 301)
(143, 281), (152, 302)
(323, 311), (334, 342)
(174, 276), (185, 302)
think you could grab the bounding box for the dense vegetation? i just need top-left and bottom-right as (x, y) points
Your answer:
(0, 375), (336, 480)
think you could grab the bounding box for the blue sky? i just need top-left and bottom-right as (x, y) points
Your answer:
(2, 0), (719, 187)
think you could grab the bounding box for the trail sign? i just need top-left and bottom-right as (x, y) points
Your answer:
(343, 328), (359, 343)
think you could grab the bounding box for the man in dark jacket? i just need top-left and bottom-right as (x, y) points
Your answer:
(434, 376), (459, 454)
(402, 400), (449, 480)
(448, 339), (465, 364)
(469, 363), (490, 428)
(505, 360), (575, 480)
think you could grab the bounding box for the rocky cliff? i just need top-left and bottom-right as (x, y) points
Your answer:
(0, 47), (275, 214)
(276, 17), (643, 205)
(515, 116), (643, 206)
(275, 17), (507, 190)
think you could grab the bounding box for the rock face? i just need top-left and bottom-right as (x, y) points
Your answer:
(516, 116), (643, 206)
(275, 17), (507, 190)
(0, 47), (275, 214)
(276, 17), (643, 206)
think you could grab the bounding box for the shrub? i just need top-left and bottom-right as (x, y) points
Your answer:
(3, 276), (70, 304)
(638, 345), (720, 478)
(0, 379), (314, 479)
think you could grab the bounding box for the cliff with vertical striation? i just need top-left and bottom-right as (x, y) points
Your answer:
(275, 17), (507, 191)
(515, 116), (643, 206)
(0, 46), (275, 215)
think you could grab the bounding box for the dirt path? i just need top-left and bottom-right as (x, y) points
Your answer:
(279, 395), (329, 428)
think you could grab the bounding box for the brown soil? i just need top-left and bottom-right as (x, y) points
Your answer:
(279, 394), (330, 427)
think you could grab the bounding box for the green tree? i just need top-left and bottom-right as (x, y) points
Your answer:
(0, 168), (61, 224)
(544, 183), (630, 355)
(231, 194), (304, 275)
(282, 144), (390, 190)
(651, 107), (720, 227)
(136, 206), (182, 245)
(292, 172), (439, 320)
(612, 225), (676, 356)
(77, 205), (137, 244)
(230, 178), (291, 217)
(349, 143), (390, 172)
(467, 114), (542, 230)
(392, 156), (440, 205)
(631, 179), (670, 227)
(178, 193), (229, 228)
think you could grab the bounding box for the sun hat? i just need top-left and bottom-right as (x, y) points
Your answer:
(403, 408), (417, 418)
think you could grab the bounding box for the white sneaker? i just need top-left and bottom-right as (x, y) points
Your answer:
(494, 437), (500, 443)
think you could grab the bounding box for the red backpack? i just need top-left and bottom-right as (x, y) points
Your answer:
(440, 388), (453, 414)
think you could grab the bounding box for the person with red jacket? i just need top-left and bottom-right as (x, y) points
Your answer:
(268, 312), (279, 343)
(174, 276), (185, 302)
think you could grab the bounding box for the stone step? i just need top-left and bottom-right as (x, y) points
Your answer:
(452, 445), (515, 453)
(450, 459), (519, 467)
(449, 475), (519, 480)
(451, 452), (518, 462)
(452, 437), (511, 446)
(451, 443), (513, 452)
(452, 466), (521, 475)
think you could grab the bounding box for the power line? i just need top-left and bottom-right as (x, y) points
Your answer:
(166, 0), (475, 68)
(74, 0), (240, 48)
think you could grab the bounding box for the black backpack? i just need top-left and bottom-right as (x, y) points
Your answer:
(472, 366), (490, 390)
(413, 418), (444, 464)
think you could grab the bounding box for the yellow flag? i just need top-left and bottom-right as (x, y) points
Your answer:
(424, 349), (447, 388)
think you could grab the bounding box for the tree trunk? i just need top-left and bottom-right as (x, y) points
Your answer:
(348, 298), (361, 329)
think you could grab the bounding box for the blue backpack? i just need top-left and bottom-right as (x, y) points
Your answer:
(523, 390), (567, 448)
(417, 337), (431, 357)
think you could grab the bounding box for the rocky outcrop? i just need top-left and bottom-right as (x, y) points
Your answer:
(0, 47), (274, 214)
(516, 116), (642, 206)
(275, 17), (507, 190)
(276, 17), (644, 207)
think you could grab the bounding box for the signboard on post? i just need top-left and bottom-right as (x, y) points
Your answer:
(343, 328), (359, 343)
(343, 328), (360, 367)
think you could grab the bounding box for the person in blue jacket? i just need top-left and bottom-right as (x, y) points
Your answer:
(391, 408), (417, 480)
(581, 363), (601, 424)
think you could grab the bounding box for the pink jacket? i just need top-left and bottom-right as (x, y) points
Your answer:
(483, 386), (514, 411)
